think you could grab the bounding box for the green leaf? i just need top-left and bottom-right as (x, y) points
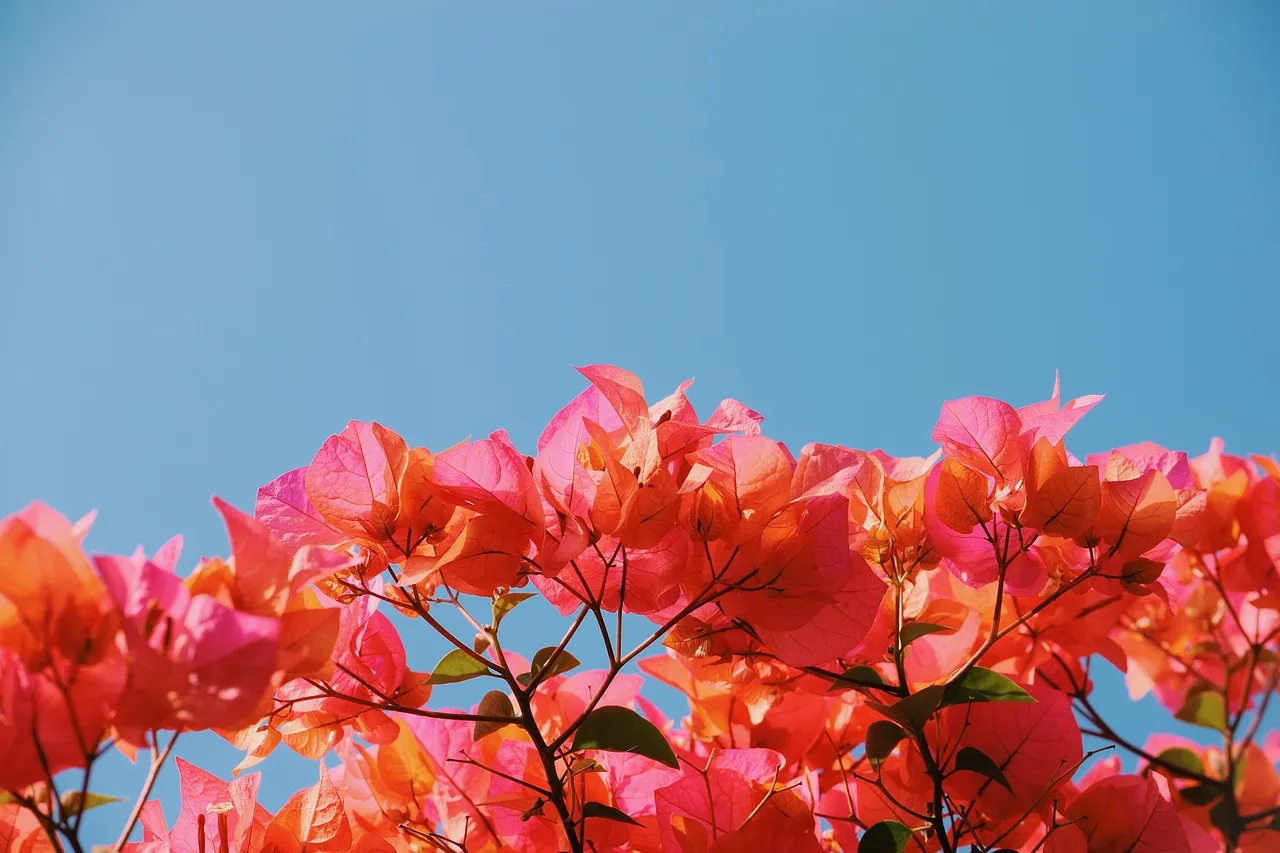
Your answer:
(1154, 747), (1205, 779)
(473, 690), (517, 740)
(580, 801), (644, 827)
(867, 685), (945, 732)
(571, 706), (678, 768)
(898, 621), (955, 648)
(428, 649), (491, 685)
(568, 758), (605, 775)
(60, 790), (123, 817)
(858, 819), (912, 853)
(864, 721), (906, 770)
(953, 746), (1013, 793)
(492, 591), (537, 627)
(1178, 785), (1220, 806)
(1175, 689), (1227, 732)
(520, 797), (546, 821)
(827, 665), (885, 693)
(1209, 798), (1243, 838)
(941, 667), (1035, 707)
(517, 647), (582, 687)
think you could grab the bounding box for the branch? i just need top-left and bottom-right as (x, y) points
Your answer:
(298, 681), (520, 724)
(114, 731), (180, 851)
(524, 605), (590, 693)
(548, 550), (748, 753)
(447, 756), (552, 799)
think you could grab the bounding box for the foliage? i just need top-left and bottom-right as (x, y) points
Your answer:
(1, 366), (1278, 852)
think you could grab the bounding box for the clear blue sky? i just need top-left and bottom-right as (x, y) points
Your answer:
(2, 2), (1278, 846)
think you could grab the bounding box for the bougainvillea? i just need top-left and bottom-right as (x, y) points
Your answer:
(2, 366), (1278, 852)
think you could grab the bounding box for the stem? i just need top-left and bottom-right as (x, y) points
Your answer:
(447, 756), (553, 799)
(1243, 804), (1280, 824)
(948, 550), (1013, 687)
(524, 605), (590, 692)
(70, 751), (94, 836)
(548, 563), (744, 753)
(568, 560), (617, 667)
(114, 731), (180, 851)
(912, 729), (955, 853)
(346, 578), (501, 676)
(959, 564), (1099, 690)
(12, 792), (66, 853)
(1073, 695), (1218, 788)
(1238, 660), (1280, 757)
(480, 604), (585, 853)
(1203, 554), (1248, 641)
(298, 681), (519, 724)
(28, 721), (87, 853)
(803, 664), (906, 696)
(892, 558), (909, 691)
(511, 683), (584, 853)
(615, 546), (628, 661)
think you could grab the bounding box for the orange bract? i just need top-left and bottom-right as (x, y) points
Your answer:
(1022, 463), (1101, 538)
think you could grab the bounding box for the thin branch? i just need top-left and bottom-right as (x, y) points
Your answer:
(298, 681), (520, 724)
(114, 731), (180, 851)
(447, 756), (552, 799)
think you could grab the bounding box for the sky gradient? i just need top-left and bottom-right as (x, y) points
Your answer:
(2, 2), (1279, 845)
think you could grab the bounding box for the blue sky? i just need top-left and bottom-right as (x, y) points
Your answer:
(2, 2), (1278, 845)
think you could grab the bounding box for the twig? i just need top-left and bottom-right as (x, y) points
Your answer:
(114, 731), (180, 851)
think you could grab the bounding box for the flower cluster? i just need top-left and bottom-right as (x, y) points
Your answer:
(1, 366), (1277, 852)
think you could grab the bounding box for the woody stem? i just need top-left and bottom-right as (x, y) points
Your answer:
(892, 568), (954, 853)
(114, 731), (180, 851)
(515, 682), (584, 853)
(914, 730), (955, 853)
(485, 622), (584, 853)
